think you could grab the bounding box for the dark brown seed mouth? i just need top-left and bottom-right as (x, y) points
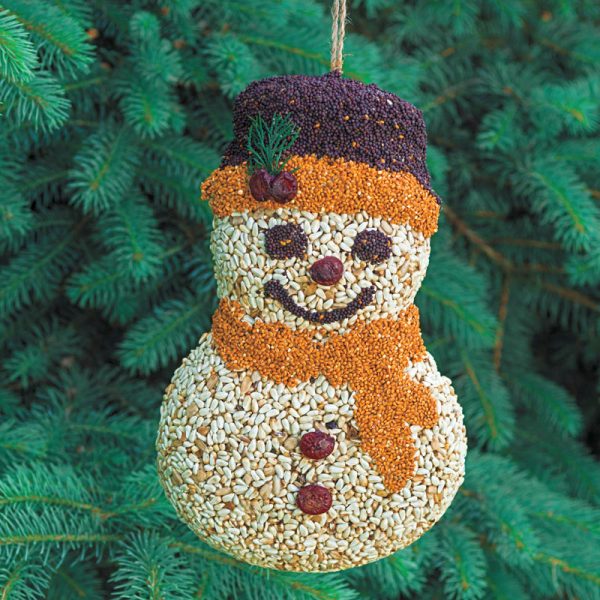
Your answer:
(264, 279), (375, 324)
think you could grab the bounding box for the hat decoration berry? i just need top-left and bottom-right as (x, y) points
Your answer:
(157, 1), (466, 573)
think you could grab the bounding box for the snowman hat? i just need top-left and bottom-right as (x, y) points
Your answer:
(202, 71), (440, 236)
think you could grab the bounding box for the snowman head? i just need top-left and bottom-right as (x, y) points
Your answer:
(203, 73), (440, 335)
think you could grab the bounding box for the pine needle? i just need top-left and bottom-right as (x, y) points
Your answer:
(246, 113), (300, 175)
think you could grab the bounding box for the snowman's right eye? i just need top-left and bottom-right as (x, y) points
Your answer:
(351, 229), (392, 264)
(265, 223), (308, 260)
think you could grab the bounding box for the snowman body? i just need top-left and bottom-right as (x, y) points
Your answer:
(157, 73), (467, 571)
(158, 206), (466, 571)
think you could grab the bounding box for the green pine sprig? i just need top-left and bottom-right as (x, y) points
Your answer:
(246, 113), (300, 176)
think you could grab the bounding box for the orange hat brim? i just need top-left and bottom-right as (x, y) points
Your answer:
(202, 154), (440, 238)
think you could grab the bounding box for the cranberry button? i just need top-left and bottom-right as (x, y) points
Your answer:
(309, 256), (344, 286)
(299, 431), (335, 460)
(297, 484), (332, 515)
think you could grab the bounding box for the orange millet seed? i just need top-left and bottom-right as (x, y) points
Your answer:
(202, 155), (440, 238)
(211, 299), (439, 492)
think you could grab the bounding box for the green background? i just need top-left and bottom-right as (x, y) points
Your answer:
(0, 0), (599, 598)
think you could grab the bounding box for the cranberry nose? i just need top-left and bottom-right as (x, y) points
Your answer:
(309, 256), (344, 286)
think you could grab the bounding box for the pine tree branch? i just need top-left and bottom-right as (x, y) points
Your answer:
(532, 553), (600, 586)
(542, 282), (599, 312)
(63, 75), (106, 91)
(490, 238), (562, 250)
(17, 169), (69, 192)
(170, 543), (343, 600)
(5, 74), (45, 106)
(238, 35), (329, 69)
(131, 304), (203, 356)
(471, 211), (506, 219)
(516, 263), (563, 274)
(0, 9), (37, 82)
(420, 285), (491, 336)
(3, 0), (93, 76)
(68, 423), (143, 439)
(68, 127), (139, 213)
(460, 351), (498, 442)
(421, 79), (477, 112)
(141, 139), (217, 174)
(171, 542), (240, 565)
(194, 576), (209, 599)
(0, 439), (43, 458)
(445, 209), (566, 277)
(100, 498), (159, 521)
(530, 170), (585, 234)
(0, 218), (84, 315)
(493, 276), (510, 371)
(0, 533), (121, 546)
(7, 11), (73, 57)
(444, 205), (513, 271)
(517, 428), (600, 499)
(90, 142), (118, 191)
(438, 524), (487, 599)
(533, 511), (599, 536)
(68, 118), (98, 127)
(55, 568), (87, 598)
(238, 34), (367, 83)
(0, 494), (107, 514)
(1, 69), (71, 133)
(0, 562), (24, 600)
(0, 493), (158, 521)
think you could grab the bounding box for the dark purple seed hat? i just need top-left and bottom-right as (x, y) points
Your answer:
(222, 71), (435, 195)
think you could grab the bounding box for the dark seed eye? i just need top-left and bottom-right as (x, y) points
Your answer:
(351, 229), (392, 264)
(265, 223), (308, 259)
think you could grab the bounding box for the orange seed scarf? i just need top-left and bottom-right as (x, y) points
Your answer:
(211, 298), (438, 492)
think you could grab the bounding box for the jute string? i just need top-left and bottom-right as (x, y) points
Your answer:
(330, 0), (347, 73)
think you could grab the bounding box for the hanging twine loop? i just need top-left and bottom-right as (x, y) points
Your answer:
(330, 0), (347, 73)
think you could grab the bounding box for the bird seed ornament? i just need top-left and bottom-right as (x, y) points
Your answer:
(157, 3), (466, 573)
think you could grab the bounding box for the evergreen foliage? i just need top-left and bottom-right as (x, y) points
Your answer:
(246, 113), (300, 175)
(0, 0), (599, 598)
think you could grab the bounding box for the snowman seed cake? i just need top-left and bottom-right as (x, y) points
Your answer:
(157, 71), (467, 572)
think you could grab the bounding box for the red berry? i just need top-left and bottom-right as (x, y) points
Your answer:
(299, 431), (335, 460)
(270, 171), (298, 203)
(249, 169), (273, 201)
(309, 256), (344, 286)
(296, 484), (332, 515)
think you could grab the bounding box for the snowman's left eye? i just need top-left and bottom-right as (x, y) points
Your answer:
(265, 223), (308, 260)
(351, 230), (392, 264)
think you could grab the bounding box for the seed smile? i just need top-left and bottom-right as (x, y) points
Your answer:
(264, 279), (375, 324)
